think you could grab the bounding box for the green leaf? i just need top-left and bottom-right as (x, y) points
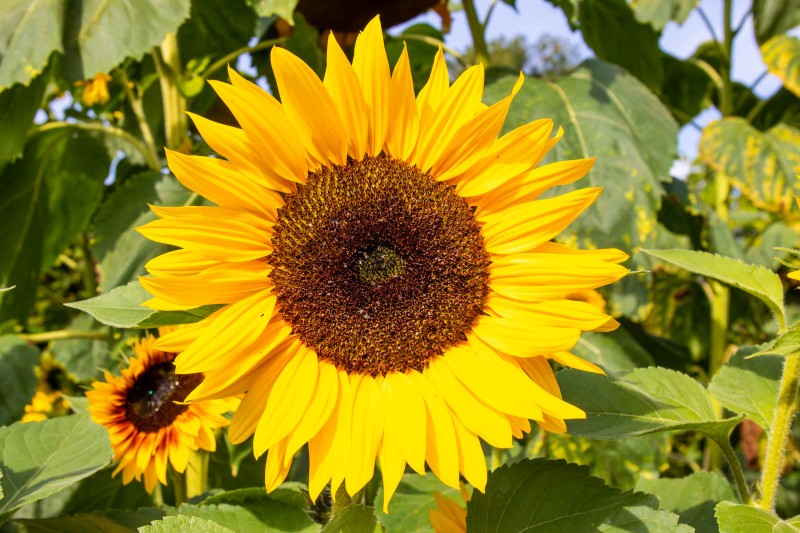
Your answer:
(65, 280), (221, 329)
(0, 413), (113, 519)
(0, 71), (49, 166)
(715, 501), (800, 532)
(178, 0), (255, 66)
(631, 0), (698, 30)
(0, 336), (39, 426)
(0, 130), (110, 322)
(660, 55), (713, 125)
(578, 0), (663, 89)
(251, 0), (299, 21)
(698, 118), (800, 215)
(60, 467), (153, 516)
(557, 366), (742, 439)
(572, 328), (655, 372)
(636, 472), (735, 533)
(762, 34), (800, 98)
(484, 59), (678, 255)
(50, 314), (113, 381)
(61, 0), (191, 81)
(749, 328), (800, 358)
(641, 249), (787, 328)
(0, 0), (63, 89)
(466, 458), (692, 532)
(92, 172), (196, 293)
(709, 346), (781, 431)
(752, 0), (800, 45)
(386, 24), (444, 93)
(374, 474), (460, 531)
(140, 515), (234, 533)
(321, 504), (380, 533)
(18, 511), (155, 533)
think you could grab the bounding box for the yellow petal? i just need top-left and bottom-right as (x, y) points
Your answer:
(532, 241), (630, 264)
(378, 432), (407, 513)
(347, 375), (384, 494)
(352, 16), (390, 156)
(480, 188), (602, 255)
(265, 437), (292, 492)
(472, 315), (580, 355)
(284, 360), (339, 464)
(271, 47), (347, 166)
(486, 294), (615, 332)
(416, 47), (449, 123)
(383, 371), (426, 474)
(308, 371), (350, 499)
(386, 45), (419, 162)
(451, 415), (487, 492)
(140, 262), (270, 306)
(144, 249), (221, 278)
(549, 351), (605, 374)
(324, 32), (368, 158)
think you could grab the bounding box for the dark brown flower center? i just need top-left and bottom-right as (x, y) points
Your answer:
(268, 155), (490, 376)
(126, 361), (203, 433)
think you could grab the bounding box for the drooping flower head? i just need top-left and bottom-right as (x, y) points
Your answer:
(87, 330), (236, 493)
(137, 17), (628, 510)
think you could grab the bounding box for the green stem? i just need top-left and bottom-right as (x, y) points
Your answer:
(201, 37), (287, 80)
(19, 330), (108, 342)
(463, 0), (490, 66)
(759, 356), (800, 510)
(172, 468), (187, 507)
(332, 484), (364, 517)
(117, 67), (160, 168)
(391, 34), (468, 67)
(79, 234), (97, 298)
(719, 0), (734, 117)
(713, 435), (752, 504)
(153, 33), (187, 151)
(32, 121), (159, 170)
(185, 451), (208, 500)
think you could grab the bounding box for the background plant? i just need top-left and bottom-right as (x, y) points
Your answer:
(0, 0), (799, 531)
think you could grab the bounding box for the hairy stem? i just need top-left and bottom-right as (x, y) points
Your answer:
(759, 356), (800, 510)
(117, 67), (160, 168)
(713, 435), (752, 504)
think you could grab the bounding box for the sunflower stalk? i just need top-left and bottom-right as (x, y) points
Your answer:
(463, 0), (490, 67)
(759, 355), (800, 510)
(185, 451), (209, 500)
(154, 33), (188, 151)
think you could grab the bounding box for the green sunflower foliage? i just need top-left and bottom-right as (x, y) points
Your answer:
(3, 0), (800, 530)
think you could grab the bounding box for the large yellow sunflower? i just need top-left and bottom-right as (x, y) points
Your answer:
(137, 17), (628, 510)
(87, 330), (236, 493)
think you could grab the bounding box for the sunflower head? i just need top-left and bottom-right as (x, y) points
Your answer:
(87, 329), (236, 493)
(137, 16), (628, 511)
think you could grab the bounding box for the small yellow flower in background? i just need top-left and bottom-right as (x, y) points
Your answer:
(75, 72), (111, 107)
(137, 16), (627, 511)
(21, 354), (72, 423)
(87, 329), (237, 493)
(429, 483), (470, 533)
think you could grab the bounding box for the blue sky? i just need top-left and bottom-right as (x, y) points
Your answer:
(398, 0), (792, 161)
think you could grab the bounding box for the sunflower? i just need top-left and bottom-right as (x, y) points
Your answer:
(137, 16), (628, 510)
(87, 330), (236, 493)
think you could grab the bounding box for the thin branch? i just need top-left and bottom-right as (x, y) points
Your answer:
(20, 330), (109, 343)
(116, 67), (160, 168)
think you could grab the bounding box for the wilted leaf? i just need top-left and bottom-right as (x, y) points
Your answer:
(466, 458), (692, 532)
(557, 366), (741, 439)
(699, 117), (800, 215)
(709, 346), (781, 431)
(636, 472), (735, 533)
(0, 413), (113, 519)
(642, 249), (787, 328)
(715, 501), (800, 532)
(0, 336), (39, 426)
(762, 34), (800, 98)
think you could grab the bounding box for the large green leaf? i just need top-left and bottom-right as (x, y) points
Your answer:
(748, 328), (800, 358)
(632, 0), (698, 30)
(709, 346), (782, 431)
(715, 501), (800, 532)
(65, 280), (221, 329)
(557, 366), (741, 439)
(762, 34), (800, 98)
(642, 249), (787, 328)
(50, 314), (114, 381)
(140, 516), (234, 533)
(699, 118), (800, 215)
(752, 0), (800, 45)
(60, 467), (152, 516)
(578, 0), (663, 89)
(0, 130), (110, 322)
(484, 59), (677, 254)
(0, 71), (48, 166)
(571, 328), (655, 372)
(92, 171), (195, 292)
(374, 474), (459, 531)
(636, 472), (735, 533)
(0, 336), (39, 426)
(61, 0), (191, 81)
(466, 459), (692, 532)
(0, 413), (113, 520)
(660, 55), (713, 125)
(178, 0), (256, 68)
(0, 0), (64, 89)
(18, 511), (156, 533)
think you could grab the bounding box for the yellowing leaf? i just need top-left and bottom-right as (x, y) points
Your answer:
(762, 34), (800, 97)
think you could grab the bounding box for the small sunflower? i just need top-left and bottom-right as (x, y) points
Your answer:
(138, 17), (628, 509)
(75, 72), (111, 107)
(87, 330), (236, 493)
(21, 354), (72, 423)
(429, 483), (470, 533)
